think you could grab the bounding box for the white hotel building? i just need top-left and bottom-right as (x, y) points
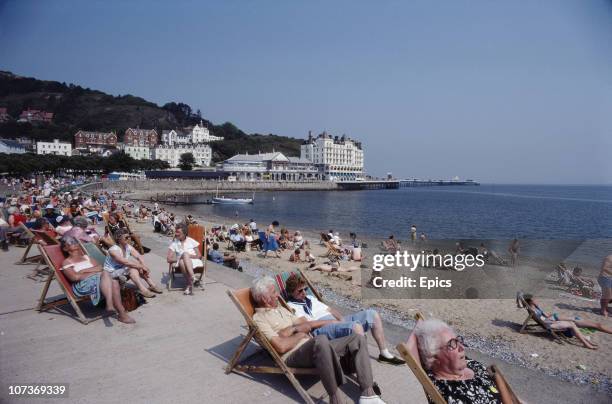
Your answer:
(300, 131), (364, 181)
(153, 144), (212, 168)
(122, 145), (151, 160)
(36, 139), (72, 156)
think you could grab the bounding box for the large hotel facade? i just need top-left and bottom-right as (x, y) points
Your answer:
(300, 131), (364, 181)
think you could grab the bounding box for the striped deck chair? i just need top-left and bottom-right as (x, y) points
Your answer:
(36, 244), (109, 325)
(273, 268), (324, 303)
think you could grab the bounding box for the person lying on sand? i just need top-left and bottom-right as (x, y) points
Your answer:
(285, 274), (404, 366)
(523, 295), (612, 349)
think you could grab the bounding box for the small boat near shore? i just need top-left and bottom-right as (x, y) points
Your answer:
(212, 187), (254, 204)
(211, 196), (254, 204)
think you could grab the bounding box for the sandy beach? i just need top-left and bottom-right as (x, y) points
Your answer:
(120, 195), (612, 393)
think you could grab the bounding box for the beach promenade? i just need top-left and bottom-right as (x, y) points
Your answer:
(1, 227), (609, 403)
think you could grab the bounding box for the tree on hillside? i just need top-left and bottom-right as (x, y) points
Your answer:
(179, 152), (195, 171)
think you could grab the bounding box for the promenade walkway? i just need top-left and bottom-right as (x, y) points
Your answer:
(1, 228), (609, 403)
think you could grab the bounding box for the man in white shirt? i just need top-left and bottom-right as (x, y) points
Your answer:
(166, 223), (203, 295)
(285, 274), (404, 366)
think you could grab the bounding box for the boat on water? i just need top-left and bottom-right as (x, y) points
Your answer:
(211, 188), (254, 204)
(211, 196), (254, 204)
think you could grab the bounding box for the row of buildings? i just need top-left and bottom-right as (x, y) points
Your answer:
(71, 122), (221, 167)
(0, 108), (54, 124)
(0, 130), (365, 181)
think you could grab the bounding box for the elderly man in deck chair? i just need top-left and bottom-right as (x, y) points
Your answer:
(251, 276), (385, 404)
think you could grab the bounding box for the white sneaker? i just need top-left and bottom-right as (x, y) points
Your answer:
(359, 396), (386, 404)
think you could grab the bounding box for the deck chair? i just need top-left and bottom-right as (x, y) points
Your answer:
(36, 244), (107, 325)
(516, 293), (567, 343)
(167, 224), (207, 291)
(396, 313), (520, 404)
(323, 241), (342, 261)
(118, 217), (148, 254)
(225, 288), (317, 404)
(273, 268), (324, 303)
(21, 229), (60, 266)
(18, 223), (40, 263)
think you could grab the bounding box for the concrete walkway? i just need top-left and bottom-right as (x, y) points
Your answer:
(1, 233), (609, 403)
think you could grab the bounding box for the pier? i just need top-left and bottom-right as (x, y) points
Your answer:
(337, 179), (479, 190)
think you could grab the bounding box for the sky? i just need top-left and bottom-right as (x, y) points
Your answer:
(1, 0), (611, 184)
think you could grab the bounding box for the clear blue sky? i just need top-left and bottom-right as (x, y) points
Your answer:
(1, 0), (611, 184)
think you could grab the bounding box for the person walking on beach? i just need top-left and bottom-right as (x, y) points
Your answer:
(598, 254), (612, 317)
(410, 224), (417, 244)
(508, 239), (520, 267)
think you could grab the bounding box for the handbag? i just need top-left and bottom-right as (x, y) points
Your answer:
(120, 287), (141, 312)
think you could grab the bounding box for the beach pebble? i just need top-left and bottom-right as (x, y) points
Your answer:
(530, 353), (539, 358)
(577, 365), (587, 371)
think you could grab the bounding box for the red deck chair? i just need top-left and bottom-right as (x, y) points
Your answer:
(36, 244), (106, 325)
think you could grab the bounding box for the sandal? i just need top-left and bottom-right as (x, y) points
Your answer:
(183, 285), (193, 295)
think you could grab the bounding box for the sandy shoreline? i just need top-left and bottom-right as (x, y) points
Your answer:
(117, 193), (612, 393)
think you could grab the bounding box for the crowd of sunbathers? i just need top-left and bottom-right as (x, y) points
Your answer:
(4, 175), (612, 403)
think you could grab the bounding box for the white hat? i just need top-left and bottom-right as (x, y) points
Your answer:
(46, 204), (54, 209)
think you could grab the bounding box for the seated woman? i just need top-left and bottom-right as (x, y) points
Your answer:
(293, 231), (309, 249)
(523, 295), (611, 349)
(289, 248), (302, 263)
(60, 236), (134, 324)
(104, 228), (163, 298)
(382, 235), (399, 253)
(414, 319), (506, 403)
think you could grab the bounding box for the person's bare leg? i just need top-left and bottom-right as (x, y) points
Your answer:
(127, 268), (154, 296)
(111, 278), (134, 323)
(99, 271), (114, 312)
(370, 311), (388, 352)
(601, 298), (609, 317)
(572, 319), (612, 334)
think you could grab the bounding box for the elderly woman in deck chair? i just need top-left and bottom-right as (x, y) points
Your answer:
(60, 236), (135, 324)
(522, 295), (612, 349)
(414, 319), (524, 403)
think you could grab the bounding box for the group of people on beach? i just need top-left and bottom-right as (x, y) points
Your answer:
(3, 175), (612, 403)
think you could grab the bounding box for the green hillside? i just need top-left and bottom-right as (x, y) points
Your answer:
(0, 71), (303, 162)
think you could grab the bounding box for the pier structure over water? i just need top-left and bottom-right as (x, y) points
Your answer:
(337, 179), (479, 190)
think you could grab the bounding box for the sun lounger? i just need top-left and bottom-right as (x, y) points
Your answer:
(36, 244), (108, 325)
(516, 293), (567, 343)
(225, 288), (317, 404)
(168, 224), (207, 291)
(396, 312), (520, 404)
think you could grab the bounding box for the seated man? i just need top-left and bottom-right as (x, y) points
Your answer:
(251, 276), (385, 404)
(285, 275), (404, 365)
(208, 242), (241, 271)
(414, 319), (510, 403)
(167, 223), (203, 295)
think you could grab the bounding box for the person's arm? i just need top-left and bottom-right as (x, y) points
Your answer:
(61, 263), (102, 282)
(129, 245), (149, 274)
(166, 247), (177, 264)
(269, 332), (310, 354)
(108, 247), (140, 270)
(190, 240), (202, 259)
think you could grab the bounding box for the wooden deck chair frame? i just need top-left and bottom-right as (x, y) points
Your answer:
(20, 228), (60, 267)
(225, 288), (317, 404)
(167, 224), (207, 291)
(517, 294), (566, 343)
(36, 244), (108, 325)
(323, 241), (342, 260)
(18, 223), (40, 263)
(396, 312), (520, 404)
(119, 217), (145, 255)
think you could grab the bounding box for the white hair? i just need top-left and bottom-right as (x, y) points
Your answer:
(414, 319), (453, 370)
(251, 276), (276, 304)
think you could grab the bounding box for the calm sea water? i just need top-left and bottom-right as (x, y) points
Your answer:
(188, 185), (612, 240)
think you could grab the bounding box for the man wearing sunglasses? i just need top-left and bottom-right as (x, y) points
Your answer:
(285, 274), (404, 365)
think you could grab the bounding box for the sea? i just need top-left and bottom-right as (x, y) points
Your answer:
(183, 184), (612, 269)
